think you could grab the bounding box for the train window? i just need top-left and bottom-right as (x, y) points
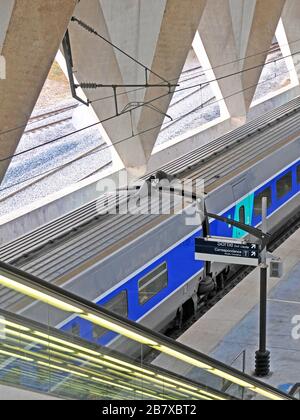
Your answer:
(104, 290), (128, 318)
(254, 187), (272, 216)
(138, 262), (168, 305)
(71, 323), (80, 336)
(297, 166), (300, 184)
(92, 291), (128, 341)
(276, 172), (292, 200)
(66, 322), (80, 337)
(239, 206), (246, 224)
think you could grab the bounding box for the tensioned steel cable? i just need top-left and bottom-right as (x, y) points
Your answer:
(0, 45), (299, 140)
(0, 65), (296, 193)
(0, 65), (295, 167)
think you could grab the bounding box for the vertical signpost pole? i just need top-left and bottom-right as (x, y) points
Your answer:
(255, 197), (270, 377)
(194, 193), (271, 376)
(196, 198), (212, 278)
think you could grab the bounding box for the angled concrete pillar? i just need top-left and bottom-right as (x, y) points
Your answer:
(0, 1), (15, 53)
(275, 18), (299, 88)
(232, 0), (286, 109)
(281, 0), (300, 80)
(68, 0), (207, 176)
(197, 0), (247, 122)
(193, 32), (231, 121)
(55, 49), (124, 171)
(0, 0), (77, 184)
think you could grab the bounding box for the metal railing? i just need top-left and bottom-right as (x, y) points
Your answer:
(0, 260), (294, 400)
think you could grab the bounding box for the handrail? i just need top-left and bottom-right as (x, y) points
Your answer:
(289, 384), (300, 398)
(0, 308), (232, 400)
(222, 350), (247, 400)
(0, 260), (294, 400)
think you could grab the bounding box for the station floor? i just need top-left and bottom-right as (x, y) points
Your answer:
(155, 228), (300, 393)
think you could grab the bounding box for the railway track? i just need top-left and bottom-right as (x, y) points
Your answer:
(24, 116), (73, 135)
(0, 144), (112, 201)
(269, 42), (280, 55)
(28, 104), (78, 124)
(9, 70), (208, 196)
(25, 104), (78, 135)
(161, 42), (281, 135)
(161, 95), (215, 133)
(1, 104), (108, 198)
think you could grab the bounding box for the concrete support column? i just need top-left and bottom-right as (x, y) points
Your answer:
(0, 0), (15, 52)
(237, 0), (286, 109)
(197, 0), (286, 120)
(192, 33), (230, 121)
(0, 0), (78, 184)
(197, 0), (246, 123)
(68, 0), (207, 177)
(275, 19), (299, 88)
(281, 0), (300, 81)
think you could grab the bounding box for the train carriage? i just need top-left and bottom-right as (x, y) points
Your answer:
(1, 97), (300, 352)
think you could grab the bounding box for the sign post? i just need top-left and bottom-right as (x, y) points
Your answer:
(195, 237), (260, 267)
(255, 197), (270, 377)
(195, 197), (272, 378)
(144, 181), (272, 378)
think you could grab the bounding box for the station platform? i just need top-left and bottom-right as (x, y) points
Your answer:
(155, 228), (300, 394)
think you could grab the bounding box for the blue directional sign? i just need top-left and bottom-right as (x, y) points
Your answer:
(195, 237), (260, 266)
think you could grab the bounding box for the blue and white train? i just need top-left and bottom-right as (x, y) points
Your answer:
(60, 156), (300, 347)
(1, 98), (300, 352)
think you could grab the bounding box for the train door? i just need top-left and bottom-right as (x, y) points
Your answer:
(230, 179), (255, 239)
(233, 194), (254, 239)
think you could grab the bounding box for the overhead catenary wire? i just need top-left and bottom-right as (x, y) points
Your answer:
(0, 64), (295, 193)
(169, 48), (300, 96)
(87, 44), (283, 105)
(0, 42), (282, 139)
(75, 29), (300, 104)
(72, 15), (298, 95)
(82, 42), (299, 105)
(0, 44), (299, 142)
(0, 64), (295, 167)
(0, 34), (298, 139)
(71, 16), (171, 85)
(0, 67), (203, 138)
